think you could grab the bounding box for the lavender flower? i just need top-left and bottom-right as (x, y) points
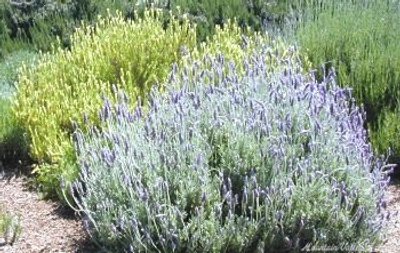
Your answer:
(70, 43), (391, 252)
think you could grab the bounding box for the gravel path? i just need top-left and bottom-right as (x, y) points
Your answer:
(0, 165), (97, 253)
(376, 179), (400, 253)
(0, 165), (399, 253)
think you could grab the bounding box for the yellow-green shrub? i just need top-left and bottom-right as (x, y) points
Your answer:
(12, 8), (305, 198)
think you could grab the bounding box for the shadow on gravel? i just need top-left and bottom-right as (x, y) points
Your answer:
(73, 236), (102, 253)
(383, 168), (400, 215)
(389, 162), (400, 185)
(0, 161), (33, 182)
(51, 203), (105, 252)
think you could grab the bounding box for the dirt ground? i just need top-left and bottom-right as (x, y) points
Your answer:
(0, 165), (97, 253)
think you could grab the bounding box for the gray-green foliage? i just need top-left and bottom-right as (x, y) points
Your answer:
(68, 46), (392, 252)
(0, 204), (21, 246)
(0, 50), (37, 97)
(0, 50), (35, 163)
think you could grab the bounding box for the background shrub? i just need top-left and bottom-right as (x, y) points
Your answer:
(138, 0), (318, 42)
(69, 46), (392, 252)
(158, 0), (271, 42)
(294, 0), (400, 160)
(0, 0), (149, 55)
(0, 0), (72, 54)
(0, 0), (329, 57)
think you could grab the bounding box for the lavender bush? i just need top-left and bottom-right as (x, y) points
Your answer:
(68, 49), (394, 252)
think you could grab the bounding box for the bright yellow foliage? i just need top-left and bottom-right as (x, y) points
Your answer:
(14, 9), (196, 164)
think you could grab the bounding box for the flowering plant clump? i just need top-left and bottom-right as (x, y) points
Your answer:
(69, 48), (393, 252)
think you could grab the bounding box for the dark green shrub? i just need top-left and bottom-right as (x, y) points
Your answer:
(0, 2), (31, 57)
(147, 0), (301, 42)
(166, 0), (266, 42)
(68, 45), (393, 252)
(0, 0), (72, 53)
(155, 0), (361, 42)
(0, 0), (103, 54)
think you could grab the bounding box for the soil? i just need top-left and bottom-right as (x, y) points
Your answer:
(0, 163), (399, 253)
(0, 164), (98, 253)
(376, 177), (400, 253)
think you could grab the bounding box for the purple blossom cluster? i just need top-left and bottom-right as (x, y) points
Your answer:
(70, 46), (394, 252)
